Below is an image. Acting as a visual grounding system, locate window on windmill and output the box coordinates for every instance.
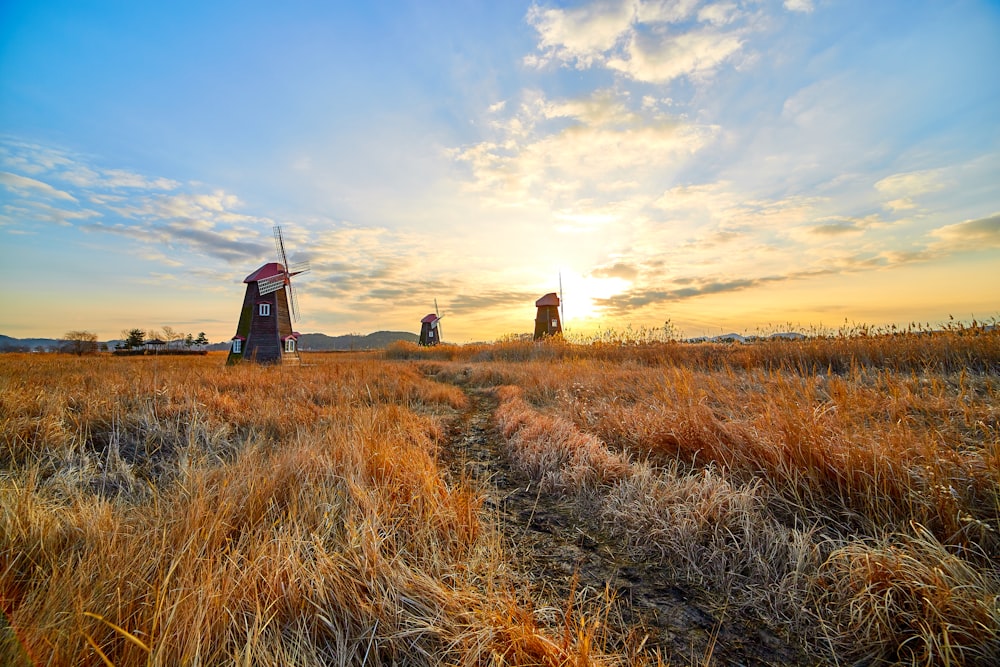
[259,303,271,316]
[284,338,295,353]
[551,319,558,328]
[428,330,434,338]
[232,339,242,354]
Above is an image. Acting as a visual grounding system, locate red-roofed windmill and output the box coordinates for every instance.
[227,226,310,365]
[419,299,444,346]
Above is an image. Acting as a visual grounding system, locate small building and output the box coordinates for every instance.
[533,292,562,340]
[418,313,442,346]
[227,226,309,366]
[227,262,301,365]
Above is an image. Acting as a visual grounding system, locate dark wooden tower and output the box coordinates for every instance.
[419,314,441,345]
[418,300,444,346]
[227,226,310,365]
[533,292,562,339]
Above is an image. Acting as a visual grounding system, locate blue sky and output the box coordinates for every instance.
[1,0,998,342]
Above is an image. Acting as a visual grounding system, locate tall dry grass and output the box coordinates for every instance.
[1,353,609,666]
[411,329,1000,664]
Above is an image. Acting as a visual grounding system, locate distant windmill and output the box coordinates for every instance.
[533,291,562,340]
[227,225,310,365]
[419,299,444,346]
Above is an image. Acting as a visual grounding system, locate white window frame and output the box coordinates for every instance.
[284,338,295,353]
[232,339,242,354]
[259,303,271,316]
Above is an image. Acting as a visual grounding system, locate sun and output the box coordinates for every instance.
[557,271,631,329]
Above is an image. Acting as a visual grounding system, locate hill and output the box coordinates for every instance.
[0,334,62,351]
[297,331,418,351]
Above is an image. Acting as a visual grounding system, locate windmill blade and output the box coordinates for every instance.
[559,272,565,326]
[258,275,286,295]
[289,260,311,276]
[273,225,290,273]
[434,298,439,317]
[287,282,301,321]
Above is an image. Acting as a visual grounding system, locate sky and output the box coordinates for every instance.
[1,0,998,343]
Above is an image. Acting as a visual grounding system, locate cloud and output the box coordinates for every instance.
[447,289,540,315]
[591,261,640,280]
[451,89,718,207]
[874,168,947,211]
[0,172,78,202]
[0,140,179,191]
[783,0,814,13]
[807,220,863,236]
[698,2,739,25]
[525,0,751,83]
[83,220,271,264]
[594,275,784,315]
[607,25,745,83]
[2,200,99,227]
[163,222,271,263]
[636,0,701,24]
[526,0,634,68]
[931,213,1000,251]
[653,181,828,234]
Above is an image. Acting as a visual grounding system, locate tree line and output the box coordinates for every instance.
[116,327,209,351]
[59,327,210,356]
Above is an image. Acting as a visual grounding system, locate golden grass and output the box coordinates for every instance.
[0,353,607,666]
[3,329,999,664]
[412,329,1000,664]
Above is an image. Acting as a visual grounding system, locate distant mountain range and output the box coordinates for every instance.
[0,331,419,352]
[297,331,418,350]
[0,335,63,351]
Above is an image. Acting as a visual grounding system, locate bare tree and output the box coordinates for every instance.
[161,326,178,349]
[62,331,99,356]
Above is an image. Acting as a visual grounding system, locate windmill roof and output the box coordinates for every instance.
[244,262,286,283]
[421,313,439,324]
[535,292,560,307]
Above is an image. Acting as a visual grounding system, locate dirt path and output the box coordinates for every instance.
[438,385,809,666]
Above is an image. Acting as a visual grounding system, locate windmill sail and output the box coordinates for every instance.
[559,272,565,328]
[257,274,286,295]
[288,281,301,321]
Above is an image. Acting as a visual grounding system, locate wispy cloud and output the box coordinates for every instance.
[783,0,814,13]
[594,275,784,315]
[1,138,273,266]
[874,167,947,206]
[451,88,718,208]
[525,0,754,84]
[931,213,1000,252]
[0,172,78,202]
[447,289,541,315]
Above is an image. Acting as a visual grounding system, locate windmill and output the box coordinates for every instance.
[533,291,562,340]
[227,225,310,365]
[418,299,445,346]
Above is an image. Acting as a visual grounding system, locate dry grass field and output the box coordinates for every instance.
[2,329,999,665]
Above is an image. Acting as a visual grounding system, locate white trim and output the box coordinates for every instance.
[232,339,242,354]
[259,303,271,316]
[284,338,295,353]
